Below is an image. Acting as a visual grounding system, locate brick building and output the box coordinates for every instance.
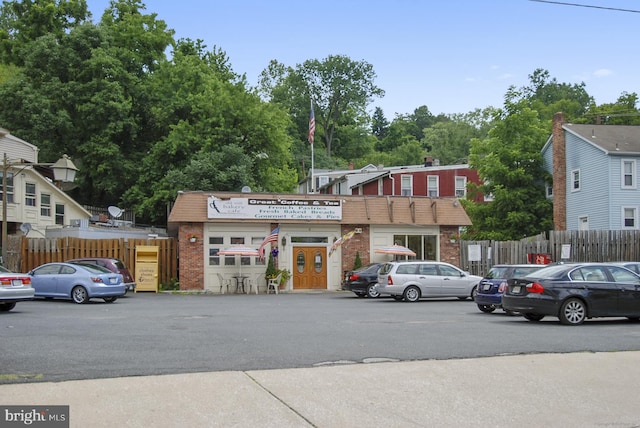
[168,192,471,292]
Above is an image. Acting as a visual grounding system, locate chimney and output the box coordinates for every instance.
[424,156,433,167]
[552,112,566,231]
[348,162,354,170]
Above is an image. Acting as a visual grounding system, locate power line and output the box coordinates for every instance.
[530,0,640,13]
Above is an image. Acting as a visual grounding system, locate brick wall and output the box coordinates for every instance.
[178,223,204,290]
[340,225,370,276]
[552,112,567,230]
[439,225,461,265]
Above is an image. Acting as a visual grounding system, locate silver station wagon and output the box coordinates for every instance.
[377,261,482,302]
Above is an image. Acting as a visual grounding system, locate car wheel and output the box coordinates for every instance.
[103,296,118,303]
[0,302,16,312]
[71,286,89,304]
[524,313,545,322]
[392,296,404,301]
[403,286,420,302]
[559,298,586,325]
[366,283,380,298]
[477,304,495,313]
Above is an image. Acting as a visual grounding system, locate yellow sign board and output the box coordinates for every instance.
[135,245,159,292]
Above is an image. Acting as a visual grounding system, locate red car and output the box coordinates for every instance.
[66,258,136,293]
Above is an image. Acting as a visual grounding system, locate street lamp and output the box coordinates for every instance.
[1,153,79,265]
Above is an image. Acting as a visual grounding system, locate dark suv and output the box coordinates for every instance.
[475,264,546,314]
[66,258,136,293]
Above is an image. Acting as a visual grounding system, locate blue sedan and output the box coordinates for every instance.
[29,262,126,304]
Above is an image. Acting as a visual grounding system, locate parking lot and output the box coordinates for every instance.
[3,291,640,384]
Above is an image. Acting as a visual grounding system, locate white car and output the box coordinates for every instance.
[377,261,481,302]
[0,266,35,312]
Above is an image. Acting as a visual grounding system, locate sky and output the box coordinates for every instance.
[87,0,640,118]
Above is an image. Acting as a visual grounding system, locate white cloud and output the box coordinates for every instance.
[593,68,614,77]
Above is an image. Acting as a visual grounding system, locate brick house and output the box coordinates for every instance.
[168,192,471,292]
[299,158,485,203]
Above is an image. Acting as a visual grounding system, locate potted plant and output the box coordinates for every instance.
[265,252,277,280]
[277,268,291,286]
[188,234,198,243]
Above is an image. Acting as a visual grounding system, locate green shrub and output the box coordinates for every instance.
[353,252,363,270]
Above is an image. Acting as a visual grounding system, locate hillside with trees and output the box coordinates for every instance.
[0,0,638,237]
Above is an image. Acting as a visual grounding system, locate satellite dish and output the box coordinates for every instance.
[241,186,252,193]
[108,206,123,218]
[20,223,32,235]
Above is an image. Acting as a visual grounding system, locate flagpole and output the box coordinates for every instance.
[308,99,316,194]
[311,140,315,193]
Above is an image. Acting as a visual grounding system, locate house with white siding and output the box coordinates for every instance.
[543,113,640,231]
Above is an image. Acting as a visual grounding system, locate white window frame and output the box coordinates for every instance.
[40,193,51,217]
[427,175,439,197]
[571,169,581,192]
[622,206,637,229]
[621,159,636,189]
[25,182,36,207]
[400,175,413,196]
[455,176,467,198]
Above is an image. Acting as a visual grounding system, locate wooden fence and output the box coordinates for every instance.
[460,230,640,277]
[17,237,178,287]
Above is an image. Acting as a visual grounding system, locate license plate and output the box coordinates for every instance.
[110,278,118,284]
[483,284,491,291]
[12,279,22,287]
[512,285,521,294]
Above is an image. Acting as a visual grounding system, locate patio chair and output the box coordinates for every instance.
[216,273,231,294]
[247,273,263,294]
[267,272,282,294]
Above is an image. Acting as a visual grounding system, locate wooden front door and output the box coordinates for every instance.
[292,246,327,289]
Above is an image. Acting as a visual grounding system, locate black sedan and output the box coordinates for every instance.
[341,263,383,298]
[502,263,640,325]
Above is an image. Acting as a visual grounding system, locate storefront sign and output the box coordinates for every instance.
[208,197,342,220]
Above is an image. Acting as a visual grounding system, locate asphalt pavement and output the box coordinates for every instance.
[2,351,639,427]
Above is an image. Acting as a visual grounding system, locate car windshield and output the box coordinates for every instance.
[512,266,545,276]
[112,259,126,269]
[525,264,571,279]
[485,267,508,279]
[360,264,381,273]
[72,263,112,274]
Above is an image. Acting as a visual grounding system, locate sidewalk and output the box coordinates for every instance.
[2,351,640,427]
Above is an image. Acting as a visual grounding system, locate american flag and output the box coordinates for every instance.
[259,226,279,260]
[308,101,315,145]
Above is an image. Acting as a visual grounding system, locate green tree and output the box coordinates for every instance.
[465,102,553,240]
[583,92,640,125]
[514,68,593,122]
[0,1,174,208]
[353,252,362,270]
[259,54,384,158]
[371,106,389,140]
[123,39,297,223]
[423,108,497,165]
[0,0,90,65]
